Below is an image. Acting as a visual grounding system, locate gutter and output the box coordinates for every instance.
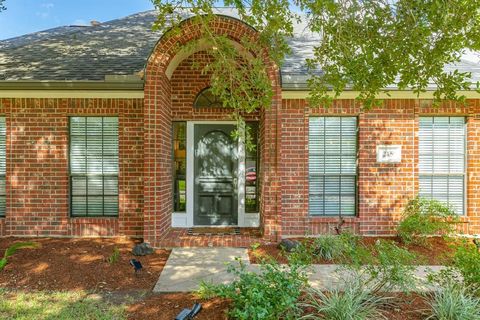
[0,76,145,99]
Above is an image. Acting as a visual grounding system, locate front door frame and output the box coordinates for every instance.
[186,121,246,227]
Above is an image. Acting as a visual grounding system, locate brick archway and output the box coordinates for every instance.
[143,15,282,246]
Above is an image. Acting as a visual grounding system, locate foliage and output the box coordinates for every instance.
[346,239,417,294]
[0,0,5,12]
[298,279,388,320]
[301,0,480,109]
[152,0,297,148]
[398,197,459,245]
[312,232,359,261]
[152,0,480,123]
[0,290,126,320]
[452,240,480,290]
[426,283,480,320]
[197,256,308,320]
[427,266,463,291]
[107,247,120,265]
[0,242,39,271]
[250,242,260,251]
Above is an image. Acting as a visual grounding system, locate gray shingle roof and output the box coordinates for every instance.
[0,8,479,89]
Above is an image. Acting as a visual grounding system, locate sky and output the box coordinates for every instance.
[0,0,155,40]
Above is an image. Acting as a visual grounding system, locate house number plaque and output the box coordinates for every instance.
[376,145,402,163]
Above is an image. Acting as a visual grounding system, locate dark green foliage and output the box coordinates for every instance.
[398,197,459,245]
[346,239,417,294]
[312,232,360,261]
[453,240,480,290]
[0,242,39,271]
[153,0,480,117]
[198,256,308,320]
[300,0,480,109]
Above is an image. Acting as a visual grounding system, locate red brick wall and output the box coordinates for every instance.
[281,98,480,237]
[0,98,144,238]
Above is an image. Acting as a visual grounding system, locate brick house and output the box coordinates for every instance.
[1,9,479,247]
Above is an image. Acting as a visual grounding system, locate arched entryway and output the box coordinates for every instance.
[143,14,282,246]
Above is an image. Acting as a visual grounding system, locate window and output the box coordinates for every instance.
[0,117,5,217]
[70,117,118,217]
[245,122,259,213]
[193,87,223,109]
[309,117,357,216]
[173,122,186,212]
[419,117,466,214]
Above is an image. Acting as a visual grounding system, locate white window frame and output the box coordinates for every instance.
[418,116,466,215]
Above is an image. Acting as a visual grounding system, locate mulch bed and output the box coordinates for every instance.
[249,236,455,265]
[126,292,429,320]
[0,237,170,291]
[381,293,430,320]
[127,293,229,320]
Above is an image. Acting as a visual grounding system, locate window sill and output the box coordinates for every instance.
[308,216,358,223]
[70,216,119,220]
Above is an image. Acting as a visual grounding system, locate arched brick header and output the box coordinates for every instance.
[143,15,282,245]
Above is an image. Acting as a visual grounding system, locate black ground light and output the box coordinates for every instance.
[175,303,202,320]
[129,259,143,273]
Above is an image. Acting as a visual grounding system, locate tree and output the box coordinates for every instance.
[152,0,480,115]
[0,0,5,12]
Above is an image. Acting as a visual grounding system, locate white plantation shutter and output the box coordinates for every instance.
[70,117,118,216]
[309,117,357,215]
[0,117,5,217]
[419,117,465,214]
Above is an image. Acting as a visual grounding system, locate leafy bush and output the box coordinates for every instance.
[426,283,480,320]
[313,232,359,261]
[347,240,417,294]
[453,240,480,290]
[398,196,459,245]
[198,257,308,320]
[0,242,39,271]
[298,280,388,320]
[107,246,120,265]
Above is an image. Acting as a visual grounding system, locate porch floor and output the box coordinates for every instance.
[155,227,265,248]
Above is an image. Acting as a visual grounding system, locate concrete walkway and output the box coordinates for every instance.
[154,248,249,292]
[154,248,445,292]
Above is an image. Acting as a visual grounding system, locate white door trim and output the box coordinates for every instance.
[174,121,246,227]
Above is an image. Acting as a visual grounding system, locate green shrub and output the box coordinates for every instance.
[298,279,388,320]
[312,232,359,261]
[313,235,345,261]
[107,246,120,265]
[398,196,459,245]
[0,242,39,271]
[197,257,308,320]
[453,240,480,290]
[347,240,417,294]
[427,283,480,320]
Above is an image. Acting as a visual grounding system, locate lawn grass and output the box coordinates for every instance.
[0,289,126,320]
